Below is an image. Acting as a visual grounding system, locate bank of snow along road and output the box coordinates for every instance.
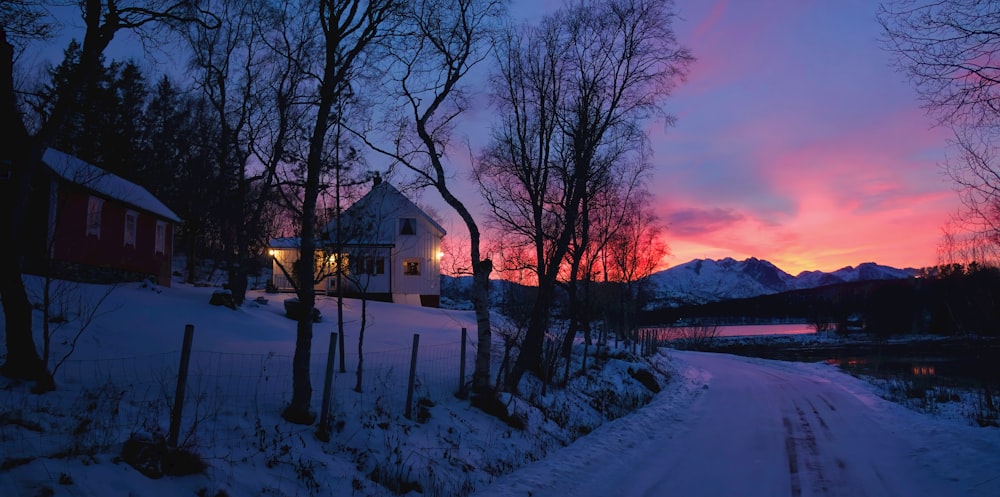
[475,350,1000,497]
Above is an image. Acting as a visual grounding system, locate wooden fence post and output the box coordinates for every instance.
[168,324,194,448]
[456,328,468,399]
[404,333,420,419]
[317,332,338,442]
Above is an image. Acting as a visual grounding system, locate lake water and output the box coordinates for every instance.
[714,323,816,337]
[643,323,817,342]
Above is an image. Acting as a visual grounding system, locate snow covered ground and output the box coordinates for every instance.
[2,277,998,496]
[476,351,1000,497]
[0,277,668,496]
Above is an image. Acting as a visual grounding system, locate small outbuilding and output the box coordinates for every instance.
[24,148,180,286]
[269,178,446,307]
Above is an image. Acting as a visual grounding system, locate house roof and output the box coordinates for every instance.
[269,181,446,248]
[43,148,182,223]
[328,181,447,244]
[269,237,301,249]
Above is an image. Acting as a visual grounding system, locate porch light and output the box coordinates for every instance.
[436,250,444,260]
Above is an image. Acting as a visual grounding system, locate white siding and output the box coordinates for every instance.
[270,248,299,291]
[390,213,441,298]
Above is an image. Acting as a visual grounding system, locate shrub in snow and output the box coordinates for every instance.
[282,298,321,322]
[208,290,235,309]
[628,367,660,393]
[121,433,205,479]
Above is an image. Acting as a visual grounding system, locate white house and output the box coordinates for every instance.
[269,178,446,307]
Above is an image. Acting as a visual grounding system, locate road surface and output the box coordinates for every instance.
[475,351,989,497]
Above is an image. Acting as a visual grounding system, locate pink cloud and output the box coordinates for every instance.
[665,207,746,236]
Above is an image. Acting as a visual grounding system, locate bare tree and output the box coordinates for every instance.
[0,1,213,387]
[879,1,1000,128]
[606,194,668,341]
[275,0,399,425]
[479,0,691,392]
[366,0,505,398]
[181,0,295,305]
[40,281,119,380]
[1,2,53,45]
[879,1,1000,262]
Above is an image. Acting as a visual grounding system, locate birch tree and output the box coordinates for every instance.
[369,0,506,397]
[278,0,399,425]
[479,0,691,391]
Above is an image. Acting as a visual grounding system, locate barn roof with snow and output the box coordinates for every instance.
[43,148,181,223]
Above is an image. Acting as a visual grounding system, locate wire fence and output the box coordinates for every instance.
[0,327,474,468]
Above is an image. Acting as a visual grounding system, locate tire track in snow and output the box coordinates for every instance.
[783,415,803,497]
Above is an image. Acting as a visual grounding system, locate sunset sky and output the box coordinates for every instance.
[27,0,960,275]
[641,0,957,274]
[493,0,960,275]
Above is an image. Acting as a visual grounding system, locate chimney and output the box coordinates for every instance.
[372,171,382,188]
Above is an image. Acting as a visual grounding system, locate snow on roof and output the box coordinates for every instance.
[330,181,447,244]
[268,182,447,248]
[43,148,181,223]
[269,237,301,248]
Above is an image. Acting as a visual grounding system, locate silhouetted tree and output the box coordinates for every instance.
[479,0,691,392]
[880,0,1000,264]
[275,0,399,425]
[368,0,506,397]
[141,77,221,282]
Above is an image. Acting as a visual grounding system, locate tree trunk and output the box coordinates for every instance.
[354,294,367,392]
[0,34,49,386]
[471,258,492,393]
[228,262,248,306]
[283,103,324,424]
[505,275,558,391]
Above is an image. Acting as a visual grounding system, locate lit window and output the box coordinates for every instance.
[86,196,103,237]
[400,218,416,235]
[355,256,386,275]
[124,211,137,247]
[324,253,349,274]
[403,258,420,276]
[155,221,166,254]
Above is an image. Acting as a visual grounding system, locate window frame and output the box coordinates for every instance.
[403,258,421,276]
[154,221,167,254]
[400,217,416,236]
[124,210,138,247]
[86,196,103,238]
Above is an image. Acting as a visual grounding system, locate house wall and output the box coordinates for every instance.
[391,215,441,301]
[343,246,392,295]
[270,248,299,291]
[271,245,397,299]
[50,187,174,286]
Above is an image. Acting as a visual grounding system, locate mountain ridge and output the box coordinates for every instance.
[649,257,918,306]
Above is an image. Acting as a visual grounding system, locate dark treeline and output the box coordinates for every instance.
[33,42,253,284]
[641,263,1000,337]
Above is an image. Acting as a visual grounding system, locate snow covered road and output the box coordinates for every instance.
[475,351,1000,497]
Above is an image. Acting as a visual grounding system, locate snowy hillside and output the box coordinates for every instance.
[649,257,917,306]
[0,276,671,496]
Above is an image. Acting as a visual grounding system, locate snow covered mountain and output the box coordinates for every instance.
[648,257,917,306]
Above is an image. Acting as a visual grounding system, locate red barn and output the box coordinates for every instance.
[24,149,181,287]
